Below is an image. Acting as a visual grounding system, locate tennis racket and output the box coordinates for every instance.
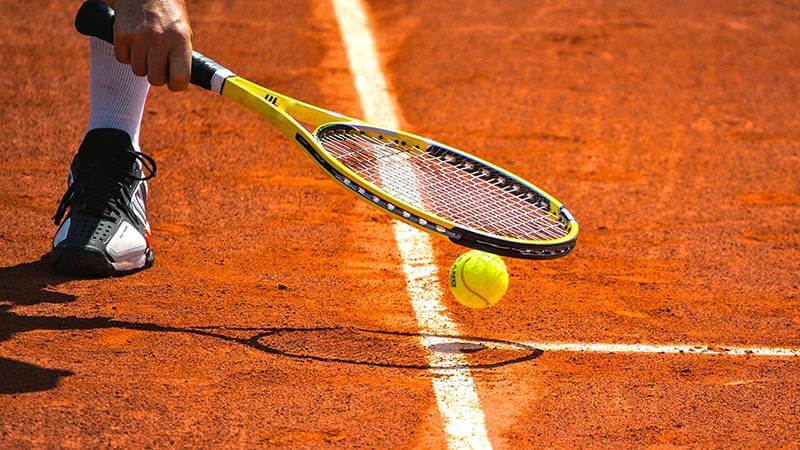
[75,0,578,259]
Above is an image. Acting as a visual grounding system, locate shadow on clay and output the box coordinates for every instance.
[0,257,543,394]
[0,255,80,395]
[0,358,74,394]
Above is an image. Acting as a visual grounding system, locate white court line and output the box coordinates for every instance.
[330,1,493,449]
[523,341,800,357]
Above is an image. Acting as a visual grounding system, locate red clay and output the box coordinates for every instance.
[1,0,799,447]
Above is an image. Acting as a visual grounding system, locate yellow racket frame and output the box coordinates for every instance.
[221,76,579,251]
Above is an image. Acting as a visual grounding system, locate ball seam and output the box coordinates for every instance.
[458,254,491,308]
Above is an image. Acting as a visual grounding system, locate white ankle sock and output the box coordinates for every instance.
[86,38,150,150]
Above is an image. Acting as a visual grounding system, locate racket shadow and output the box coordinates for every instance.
[0,256,542,392]
[207,326,545,370]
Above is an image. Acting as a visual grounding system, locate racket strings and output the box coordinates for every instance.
[318,128,569,241]
[321,132,566,241]
[330,134,565,241]
[360,139,567,239]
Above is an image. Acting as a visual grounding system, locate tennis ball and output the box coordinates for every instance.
[449,250,509,309]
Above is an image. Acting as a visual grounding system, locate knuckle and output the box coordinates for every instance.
[180,24,194,39]
[168,22,193,41]
[147,28,165,42]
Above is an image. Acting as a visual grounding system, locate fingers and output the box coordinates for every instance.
[113,19,132,64]
[130,37,148,77]
[114,28,191,90]
[113,37,131,65]
[167,42,192,92]
[147,35,168,86]
[110,0,193,91]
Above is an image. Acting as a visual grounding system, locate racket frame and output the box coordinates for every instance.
[221,77,579,259]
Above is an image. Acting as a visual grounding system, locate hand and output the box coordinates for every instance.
[111,0,193,91]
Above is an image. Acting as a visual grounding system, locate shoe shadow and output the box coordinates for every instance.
[0,254,80,394]
[0,254,77,308]
[0,357,73,394]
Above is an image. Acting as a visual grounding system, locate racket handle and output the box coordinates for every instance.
[74,0,230,92]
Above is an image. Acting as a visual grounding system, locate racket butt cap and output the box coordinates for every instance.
[75,0,115,44]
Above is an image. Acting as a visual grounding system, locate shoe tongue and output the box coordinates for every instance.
[78,129,137,171]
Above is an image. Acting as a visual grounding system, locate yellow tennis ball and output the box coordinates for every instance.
[449,250,509,309]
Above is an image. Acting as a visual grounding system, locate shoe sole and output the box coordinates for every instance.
[51,248,154,278]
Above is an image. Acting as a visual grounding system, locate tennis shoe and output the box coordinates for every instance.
[51,128,156,276]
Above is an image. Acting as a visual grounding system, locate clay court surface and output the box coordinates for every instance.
[2,0,800,447]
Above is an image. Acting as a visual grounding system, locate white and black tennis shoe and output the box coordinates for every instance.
[52,128,156,276]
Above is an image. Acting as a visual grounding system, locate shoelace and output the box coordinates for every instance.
[53,150,157,226]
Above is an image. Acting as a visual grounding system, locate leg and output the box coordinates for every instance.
[87,37,150,150]
[50,38,157,277]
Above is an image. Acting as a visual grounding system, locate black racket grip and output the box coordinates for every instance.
[75,0,224,91]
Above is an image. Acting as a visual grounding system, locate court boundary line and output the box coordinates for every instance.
[330,0,493,449]
[522,341,800,357]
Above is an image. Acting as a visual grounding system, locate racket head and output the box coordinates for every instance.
[304,122,578,259]
[220,78,577,259]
